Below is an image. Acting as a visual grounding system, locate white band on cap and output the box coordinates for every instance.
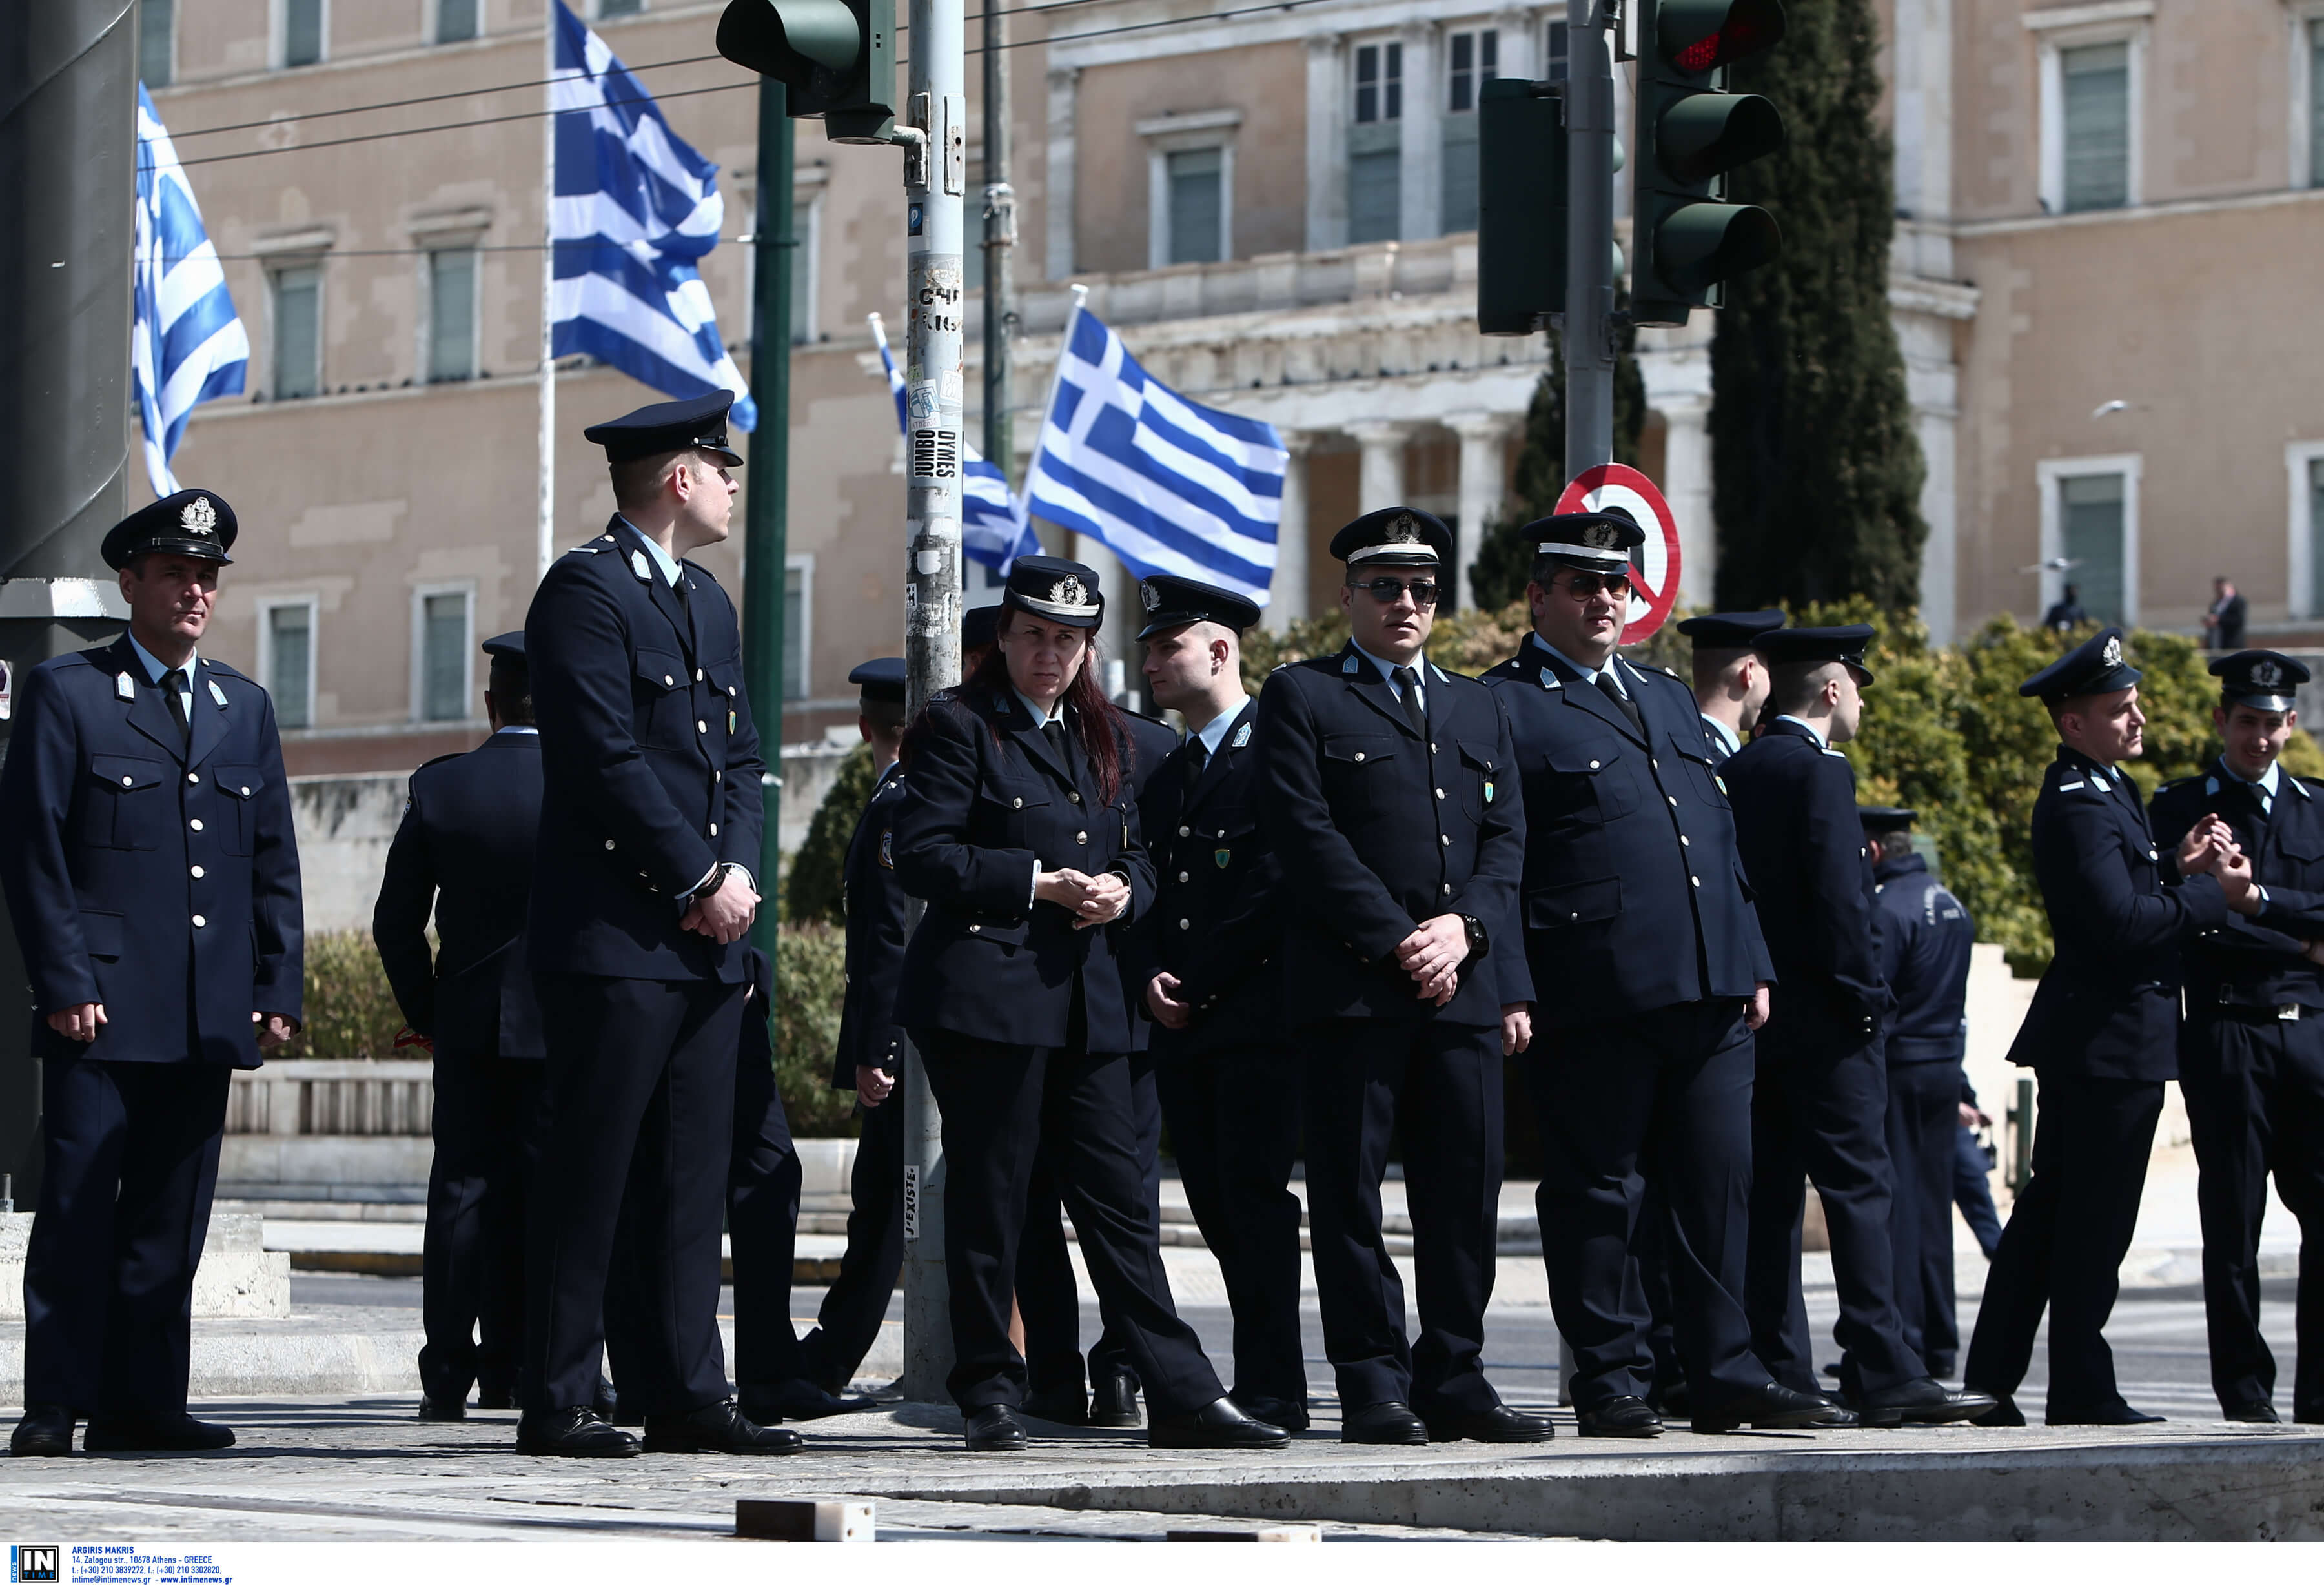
[1011,591,1102,620]
[1345,543,1439,565]
[1536,542,1632,562]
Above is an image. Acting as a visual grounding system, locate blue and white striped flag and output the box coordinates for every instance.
[869,315,1041,573]
[550,2,753,429]
[1020,304,1286,605]
[133,84,250,498]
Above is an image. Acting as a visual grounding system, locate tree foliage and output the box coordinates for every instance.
[1710,0,1927,612]
[784,741,875,926]
[771,921,859,1136]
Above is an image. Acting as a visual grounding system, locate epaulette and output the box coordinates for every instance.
[2154,775,2199,795]
[203,658,250,681]
[410,750,464,782]
[1123,706,1171,728]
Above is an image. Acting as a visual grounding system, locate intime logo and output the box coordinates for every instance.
[10,1545,59,1584]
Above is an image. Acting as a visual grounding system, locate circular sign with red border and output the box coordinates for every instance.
[1554,463,1682,645]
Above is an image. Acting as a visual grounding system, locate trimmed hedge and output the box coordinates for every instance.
[785,740,875,927]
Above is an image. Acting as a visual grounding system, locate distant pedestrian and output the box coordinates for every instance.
[2203,578,2247,651]
[2042,584,2088,633]
[1955,1090,2003,1261]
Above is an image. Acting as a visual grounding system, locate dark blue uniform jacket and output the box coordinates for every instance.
[524,516,767,984]
[892,687,1157,1052]
[831,762,911,1088]
[0,635,302,1066]
[1480,635,1771,1023]
[372,730,546,1061]
[1117,709,1185,1055]
[2009,746,2228,1081]
[2150,758,2324,1013]
[1872,851,1973,1064]
[1255,646,1528,1028]
[1130,697,1285,1048]
[1725,717,1890,1055]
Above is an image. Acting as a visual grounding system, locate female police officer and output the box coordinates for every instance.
[890,555,1286,1454]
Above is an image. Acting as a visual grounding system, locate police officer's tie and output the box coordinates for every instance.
[1391,666,1429,741]
[1182,735,1209,800]
[1042,717,1070,767]
[163,668,192,746]
[1595,669,1645,737]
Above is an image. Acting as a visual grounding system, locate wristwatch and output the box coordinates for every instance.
[1460,913,1489,957]
[683,862,734,911]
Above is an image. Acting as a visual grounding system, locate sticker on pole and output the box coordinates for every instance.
[1555,463,1682,644]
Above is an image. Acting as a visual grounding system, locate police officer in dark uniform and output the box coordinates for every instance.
[374,631,549,1420]
[2150,650,2324,1424]
[1482,511,1842,1438]
[794,659,913,1394]
[890,555,1284,1454]
[1964,628,2256,1425]
[2,491,303,1457]
[1726,627,1988,1425]
[1129,573,1306,1430]
[1862,805,1977,1379]
[1676,611,1784,766]
[1257,507,1547,1446]
[518,391,795,1458]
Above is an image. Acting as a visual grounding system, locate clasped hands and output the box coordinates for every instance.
[2176,817,2261,915]
[1035,866,1128,929]
[680,868,760,944]
[46,1004,296,1050]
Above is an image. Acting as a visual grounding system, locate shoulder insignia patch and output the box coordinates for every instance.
[631,550,653,582]
[1341,654,1360,675]
[2205,776,2221,796]
[1231,721,1252,749]
[1431,662,1450,684]
[208,678,229,707]
[1538,667,1562,691]
[2057,780,2086,791]
[878,829,894,868]
[116,671,135,701]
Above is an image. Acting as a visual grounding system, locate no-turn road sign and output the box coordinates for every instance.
[1555,463,1682,645]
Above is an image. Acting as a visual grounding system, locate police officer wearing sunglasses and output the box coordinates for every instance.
[1482,511,1849,1438]
[1254,507,1547,1445]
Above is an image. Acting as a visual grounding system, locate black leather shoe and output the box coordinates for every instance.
[1850,1376,1996,1427]
[1089,1370,1142,1427]
[1691,1382,1854,1434]
[738,1378,874,1423]
[1425,1403,1555,1443]
[83,1414,235,1452]
[417,1394,466,1422]
[1020,1385,1090,1425]
[642,1398,805,1454]
[10,1405,75,1458]
[2046,1401,2165,1426]
[2223,1401,2281,1424]
[1966,1389,2024,1427]
[1232,1396,1311,1432]
[516,1406,641,1457]
[1341,1400,1430,1445]
[1149,1397,1289,1450]
[964,1404,1028,1451]
[1578,1396,1664,1438]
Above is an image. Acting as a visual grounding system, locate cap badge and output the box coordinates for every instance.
[1052,575,1086,609]
[2252,659,2283,688]
[1139,580,1161,613]
[2101,635,2123,667]
[179,495,218,538]
[1580,520,1619,551]
[1389,512,1419,542]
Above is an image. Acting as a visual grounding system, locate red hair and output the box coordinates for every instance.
[966,610,1127,805]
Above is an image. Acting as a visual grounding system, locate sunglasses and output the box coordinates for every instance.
[1558,571,1634,599]
[1352,577,1440,607]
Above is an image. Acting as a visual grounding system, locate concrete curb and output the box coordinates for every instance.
[866,1432,2324,1541]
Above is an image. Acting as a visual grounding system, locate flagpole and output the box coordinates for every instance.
[535,4,559,584]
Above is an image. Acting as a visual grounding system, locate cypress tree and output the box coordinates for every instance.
[1709,0,1927,611]
[1467,323,1647,610]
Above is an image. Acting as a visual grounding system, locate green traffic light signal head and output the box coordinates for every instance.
[1655,92,1784,183]
[1656,0,1787,75]
[1653,201,1780,295]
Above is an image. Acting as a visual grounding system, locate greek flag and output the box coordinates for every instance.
[133,85,250,498]
[551,2,753,429]
[869,315,1040,572]
[1020,303,1286,604]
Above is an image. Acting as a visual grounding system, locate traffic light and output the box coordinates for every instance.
[1631,0,1786,327]
[1476,79,1567,336]
[715,0,895,144]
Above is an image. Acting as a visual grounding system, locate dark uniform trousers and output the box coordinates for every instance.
[420,1053,549,1403]
[25,1059,230,1415]
[798,1091,907,1391]
[1886,1060,1967,1376]
[2181,1012,2324,1419]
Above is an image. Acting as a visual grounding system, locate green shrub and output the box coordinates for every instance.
[285,929,407,1058]
[785,741,875,927]
[773,920,859,1137]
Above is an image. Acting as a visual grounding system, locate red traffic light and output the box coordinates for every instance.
[1659,0,1787,75]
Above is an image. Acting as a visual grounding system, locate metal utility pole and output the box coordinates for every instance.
[1563,0,1618,476]
[980,1,1014,478]
[0,0,138,1210]
[744,81,794,962]
[897,0,969,1402]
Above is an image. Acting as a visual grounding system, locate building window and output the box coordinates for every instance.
[596,0,643,17]
[2310,19,2324,188]
[416,588,474,722]
[427,250,478,382]
[1442,28,1498,234]
[283,0,326,69]
[2289,442,2324,619]
[1544,20,1569,83]
[140,0,175,88]
[1447,28,1496,113]
[2039,456,2141,629]
[1165,148,1225,265]
[1350,43,1403,245]
[784,559,810,700]
[259,599,316,731]
[2060,43,2130,212]
[270,265,321,399]
[436,0,479,45]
